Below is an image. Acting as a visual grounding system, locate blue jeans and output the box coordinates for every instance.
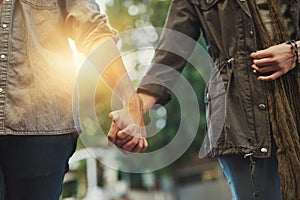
[218,141,281,200]
[0,133,78,200]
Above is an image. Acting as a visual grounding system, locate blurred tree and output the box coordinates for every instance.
[106,0,172,32]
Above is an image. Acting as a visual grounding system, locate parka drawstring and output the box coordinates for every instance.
[244,153,259,198]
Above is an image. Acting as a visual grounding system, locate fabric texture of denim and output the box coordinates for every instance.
[0,0,117,135]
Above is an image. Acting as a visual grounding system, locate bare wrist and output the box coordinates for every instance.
[138,93,158,113]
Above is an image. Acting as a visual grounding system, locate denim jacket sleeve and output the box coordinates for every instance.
[0,0,118,135]
[63,0,118,55]
[138,0,201,105]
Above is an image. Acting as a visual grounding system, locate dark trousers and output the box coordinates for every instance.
[218,139,281,200]
[0,133,78,200]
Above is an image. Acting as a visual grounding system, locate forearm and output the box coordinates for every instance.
[92,36,135,105]
[64,0,131,102]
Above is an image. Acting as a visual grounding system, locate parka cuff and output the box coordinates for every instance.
[137,83,171,106]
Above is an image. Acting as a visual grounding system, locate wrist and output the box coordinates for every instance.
[286,40,300,72]
[296,41,300,65]
[138,93,158,113]
[126,93,146,112]
[113,79,135,106]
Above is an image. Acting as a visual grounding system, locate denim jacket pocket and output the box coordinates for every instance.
[190,0,220,10]
[21,0,57,10]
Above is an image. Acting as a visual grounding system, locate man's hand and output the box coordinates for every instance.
[107,93,148,154]
[250,42,298,81]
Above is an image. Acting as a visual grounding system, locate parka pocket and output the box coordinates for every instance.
[190,0,220,10]
[21,0,57,10]
[204,79,226,153]
[204,81,226,104]
[204,59,233,141]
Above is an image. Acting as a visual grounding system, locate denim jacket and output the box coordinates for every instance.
[138,0,300,158]
[0,0,116,135]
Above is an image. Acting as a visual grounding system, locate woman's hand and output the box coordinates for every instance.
[250,42,297,81]
[107,93,148,154]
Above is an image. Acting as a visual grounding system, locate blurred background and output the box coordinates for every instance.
[63,0,232,199]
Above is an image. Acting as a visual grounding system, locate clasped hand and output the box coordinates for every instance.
[251,42,297,81]
[107,93,148,154]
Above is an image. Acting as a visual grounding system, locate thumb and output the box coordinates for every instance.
[109,111,120,122]
[107,122,120,146]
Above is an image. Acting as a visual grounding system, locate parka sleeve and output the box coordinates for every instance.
[63,0,118,55]
[137,0,201,105]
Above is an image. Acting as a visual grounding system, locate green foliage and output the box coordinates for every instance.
[106,0,172,31]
